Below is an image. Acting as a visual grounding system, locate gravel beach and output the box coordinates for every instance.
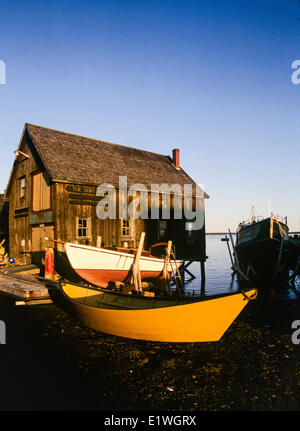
[0,293,299,412]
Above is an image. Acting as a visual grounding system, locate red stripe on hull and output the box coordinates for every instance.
[76,269,164,288]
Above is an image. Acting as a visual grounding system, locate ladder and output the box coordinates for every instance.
[169,246,185,295]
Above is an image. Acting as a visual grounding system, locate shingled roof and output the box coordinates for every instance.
[12,123,209,197]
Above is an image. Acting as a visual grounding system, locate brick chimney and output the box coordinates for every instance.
[172,148,180,169]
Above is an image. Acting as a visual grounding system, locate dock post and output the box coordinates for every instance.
[200,260,205,294]
[225,236,234,268]
[45,247,54,280]
[228,229,250,282]
[228,229,239,267]
[182,260,185,285]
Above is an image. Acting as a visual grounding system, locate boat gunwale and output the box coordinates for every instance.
[65,243,180,264]
[59,280,255,305]
[237,216,288,234]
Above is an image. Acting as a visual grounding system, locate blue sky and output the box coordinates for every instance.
[0,0,299,231]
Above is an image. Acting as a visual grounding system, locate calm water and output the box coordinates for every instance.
[182,234,299,300]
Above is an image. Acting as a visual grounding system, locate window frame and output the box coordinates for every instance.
[76,217,91,240]
[19,176,26,199]
[121,219,130,237]
[158,220,168,239]
[120,218,134,240]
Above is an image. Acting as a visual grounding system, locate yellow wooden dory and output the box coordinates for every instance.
[58,281,257,342]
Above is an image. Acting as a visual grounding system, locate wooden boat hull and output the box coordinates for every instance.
[57,281,257,342]
[235,216,290,280]
[65,243,181,288]
[236,238,283,272]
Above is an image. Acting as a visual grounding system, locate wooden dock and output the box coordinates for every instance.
[0,268,58,305]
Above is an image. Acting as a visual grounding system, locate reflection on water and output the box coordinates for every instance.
[182,234,299,300]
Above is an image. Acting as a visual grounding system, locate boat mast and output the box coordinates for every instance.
[251,203,256,222]
[268,198,271,217]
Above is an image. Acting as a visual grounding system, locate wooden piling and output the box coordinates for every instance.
[228,229,250,282]
[225,235,234,267]
[228,229,239,267]
[200,261,205,294]
[45,247,54,280]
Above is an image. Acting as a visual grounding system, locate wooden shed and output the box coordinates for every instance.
[5,124,209,278]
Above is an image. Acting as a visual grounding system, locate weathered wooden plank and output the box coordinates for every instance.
[3,264,40,275]
[15,299,53,306]
[0,273,56,300]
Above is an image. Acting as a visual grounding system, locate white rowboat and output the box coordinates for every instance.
[64,242,182,288]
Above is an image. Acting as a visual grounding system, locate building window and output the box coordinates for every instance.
[185,221,195,244]
[32,172,51,211]
[158,220,168,239]
[77,218,89,238]
[20,177,26,198]
[185,221,193,236]
[121,219,130,236]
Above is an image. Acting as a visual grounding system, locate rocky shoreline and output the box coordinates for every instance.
[0,294,299,411]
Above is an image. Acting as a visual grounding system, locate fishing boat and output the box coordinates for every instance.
[63,241,182,288]
[235,212,290,281]
[56,280,257,342]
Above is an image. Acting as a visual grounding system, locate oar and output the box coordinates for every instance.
[162,240,172,295]
[44,237,67,245]
[132,232,145,293]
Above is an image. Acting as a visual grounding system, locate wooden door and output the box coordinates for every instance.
[31,225,54,266]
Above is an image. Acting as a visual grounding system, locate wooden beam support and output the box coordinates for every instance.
[132,232,145,293]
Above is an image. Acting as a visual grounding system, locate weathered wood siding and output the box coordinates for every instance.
[0,196,8,242]
[53,182,148,250]
[52,183,205,260]
[8,136,41,264]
